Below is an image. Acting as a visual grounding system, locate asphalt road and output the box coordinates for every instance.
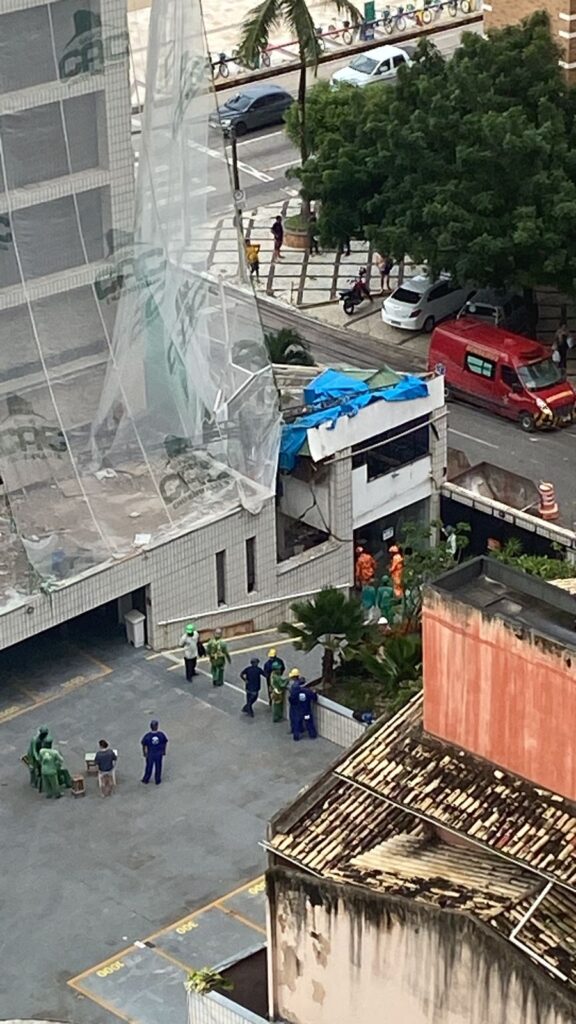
[280,303,576,531]
[132,21,483,221]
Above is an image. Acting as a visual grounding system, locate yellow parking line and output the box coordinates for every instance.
[68,977,135,1023]
[152,946,197,974]
[68,875,265,990]
[221,905,267,936]
[68,944,137,984]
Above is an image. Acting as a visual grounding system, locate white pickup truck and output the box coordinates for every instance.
[330,44,413,88]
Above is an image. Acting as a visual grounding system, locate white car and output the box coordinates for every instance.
[381,276,475,332]
[330,45,412,88]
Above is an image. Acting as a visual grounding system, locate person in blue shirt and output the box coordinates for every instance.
[240,657,266,717]
[141,720,168,785]
[288,672,318,741]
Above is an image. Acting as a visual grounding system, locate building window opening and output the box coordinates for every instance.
[245,537,256,593]
[216,550,226,605]
[352,416,429,482]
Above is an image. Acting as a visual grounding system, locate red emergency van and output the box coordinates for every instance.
[428,319,576,431]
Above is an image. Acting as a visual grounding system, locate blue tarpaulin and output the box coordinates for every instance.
[280,371,429,471]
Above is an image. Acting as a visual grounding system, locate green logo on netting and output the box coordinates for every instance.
[59,10,128,80]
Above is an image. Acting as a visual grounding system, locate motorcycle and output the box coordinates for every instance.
[339,269,373,315]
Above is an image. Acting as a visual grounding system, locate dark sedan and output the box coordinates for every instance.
[209,83,294,136]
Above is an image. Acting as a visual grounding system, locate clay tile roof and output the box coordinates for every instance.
[334,695,576,889]
[490,885,576,986]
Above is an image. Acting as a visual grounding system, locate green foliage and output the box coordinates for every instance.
[237,0,361,171]
[293,13,576,290]
[490,538,576,580]
[279,586,373,684]
[186,968,233,995]
[264,328,315,365]
[399,520,470,626]
[359,632,422,695]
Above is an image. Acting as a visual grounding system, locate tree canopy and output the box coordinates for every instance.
[289,13,576,291]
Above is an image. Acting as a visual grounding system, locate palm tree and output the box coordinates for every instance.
[265,328,315,365]
[279,586,369,686]
[237,0,361,177]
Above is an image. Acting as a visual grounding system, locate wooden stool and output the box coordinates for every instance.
[71,775,86,797]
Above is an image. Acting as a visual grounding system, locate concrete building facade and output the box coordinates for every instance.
[263,559,576,1023]
[484,0,576,78]
[0,366,446,651]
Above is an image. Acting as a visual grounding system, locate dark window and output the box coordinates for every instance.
[501,365,520,388]
[392,54,406,68]
[215,550,226,606]
[245,537,256,593]
[465,352,496,380]
[428,281,450,301]
[352,416,429,480]
[251,95,269,109]
[376,59,391,74]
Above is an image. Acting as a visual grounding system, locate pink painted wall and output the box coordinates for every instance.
[423,591,576,800]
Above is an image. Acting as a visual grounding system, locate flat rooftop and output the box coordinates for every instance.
[428,556,576,651]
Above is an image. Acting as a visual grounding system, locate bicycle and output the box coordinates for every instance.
[211,51,229,79]
[335,20,354,45]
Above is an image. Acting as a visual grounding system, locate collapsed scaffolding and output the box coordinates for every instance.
[0,0,280,611]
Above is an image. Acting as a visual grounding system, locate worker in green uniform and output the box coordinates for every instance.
[25,725,52,789]
[205,628,231,686]
[376,575,395,623]
[38,742,65,799]
[360,580,378,623]
[269,660,289,722]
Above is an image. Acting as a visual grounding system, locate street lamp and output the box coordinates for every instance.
[227,125,247,284]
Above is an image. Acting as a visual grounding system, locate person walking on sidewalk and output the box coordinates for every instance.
[206,628,231,686]
[95,739,117,797]
[245,238,260,281]
[179,622,199,681]
[308,211,320,255]
[271,215,284,261]
[141,720,168,785]
[240,657,266,717]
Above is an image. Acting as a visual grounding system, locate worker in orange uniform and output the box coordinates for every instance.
[388,545,404,598]
[355,545,376,589]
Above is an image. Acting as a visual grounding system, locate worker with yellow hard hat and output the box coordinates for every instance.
[288,670,318,741]
[263,646,285,705]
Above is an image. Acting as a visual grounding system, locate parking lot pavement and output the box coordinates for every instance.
[0,629,334,1024]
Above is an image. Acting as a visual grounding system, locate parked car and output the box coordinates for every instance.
[457,288,533,335]
[428,319,576,431]
[381,276,475,332]
[209,83,293,136]
[330,44,412,88]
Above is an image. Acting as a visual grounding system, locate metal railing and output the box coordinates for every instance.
[208,0,480,81]
[129,0,481,121]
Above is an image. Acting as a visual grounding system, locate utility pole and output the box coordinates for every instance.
[228,126,247,284]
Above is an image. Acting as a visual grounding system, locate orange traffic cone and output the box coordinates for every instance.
[538,482,559,521]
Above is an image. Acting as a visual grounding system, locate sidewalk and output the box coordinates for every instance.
[211,197,432,368]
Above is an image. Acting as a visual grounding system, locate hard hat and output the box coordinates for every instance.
[268,648,276,657]
[289,668,300,678]
[389,545,399,554]
[355,545,364,554]
[186,623,196,634]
